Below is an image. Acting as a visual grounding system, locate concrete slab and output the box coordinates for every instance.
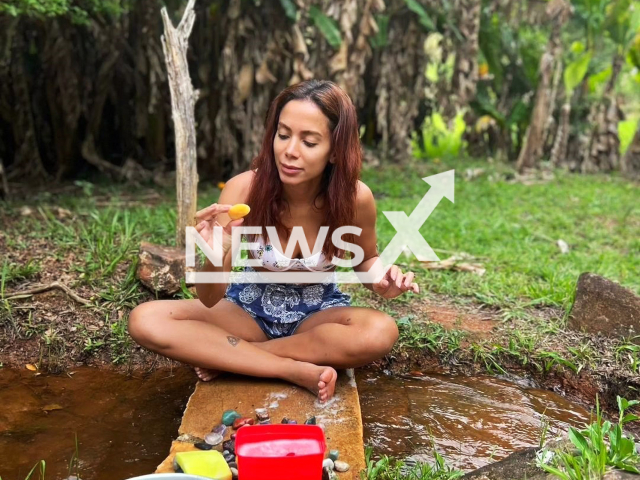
[156,369,364,479]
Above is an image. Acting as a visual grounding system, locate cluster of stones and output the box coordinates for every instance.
[322,449,350,479]
[173,408,349,478]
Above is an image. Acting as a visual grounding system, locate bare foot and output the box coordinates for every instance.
[193,366,220,382]
[289,363,338,403]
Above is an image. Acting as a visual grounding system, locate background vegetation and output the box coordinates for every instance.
[1,0,639,195]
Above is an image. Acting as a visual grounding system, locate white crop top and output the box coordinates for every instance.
[249,235,335,272]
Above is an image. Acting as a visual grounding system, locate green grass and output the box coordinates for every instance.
[537,396,640,479]
[1,158,638,366]
[363,159,639,314]
[361,447,464,480]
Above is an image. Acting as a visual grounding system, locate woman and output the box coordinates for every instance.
[128,80,419,402]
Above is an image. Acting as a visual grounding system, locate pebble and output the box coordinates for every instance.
[304,416,317,425]
[204,432,223,446]
[322,458,334,470]
[230,467,239,479]
[329,449,339,462]
[222,450,229,456]
[223,453,235,463]
[233,416,255,429]
[175,465,184,474]
[231,433,237,440]
[228,461,238,469]
[322,466,337,480]
[255,408,270,422]
[334,460,350,472]
[222,410,242,426]
[212,423,228,436]
[223,439,235,454]
[194,442,213,450]
[173,458,179,471]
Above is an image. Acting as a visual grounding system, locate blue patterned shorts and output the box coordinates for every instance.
[223,266,352,339]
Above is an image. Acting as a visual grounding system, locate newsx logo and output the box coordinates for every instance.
[185,170,455,284]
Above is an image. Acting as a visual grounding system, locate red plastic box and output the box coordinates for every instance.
[235,424,326,480]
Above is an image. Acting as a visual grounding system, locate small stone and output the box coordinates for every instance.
[334,460,350,472]
[175,465,184,474]
[172,457,179,471]
[223,439,235,454]
[223,453,235,463]
[230,467,239,479]
[255,408,270,422]
[304,416,316,425]
[281,417,291,424]
[259,419,272,424]
[322,466,337,480]
[322,458,334,470]
[222,450,229,456]
[222,410,242,426]
[231,433,237,440]
[228,461,238,469]
[233,416,255,429]
[195,442,213,450]
[204,432,223,446]
[329,449,339,462]
[212,423,228,436]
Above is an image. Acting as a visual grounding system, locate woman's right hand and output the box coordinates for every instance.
[194,203,245,256]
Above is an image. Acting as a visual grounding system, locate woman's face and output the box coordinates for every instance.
[273,99,333,186]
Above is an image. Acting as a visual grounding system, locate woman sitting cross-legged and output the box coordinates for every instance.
[128,80,419,403]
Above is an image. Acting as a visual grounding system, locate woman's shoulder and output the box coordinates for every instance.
[355,180,374,205]
[354,180,376,225]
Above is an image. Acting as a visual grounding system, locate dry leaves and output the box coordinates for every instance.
[421,255,486,276]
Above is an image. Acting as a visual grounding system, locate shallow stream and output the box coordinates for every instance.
[0,367,591,479]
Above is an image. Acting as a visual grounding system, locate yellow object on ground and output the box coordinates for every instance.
[175,451,231,480]
[228,204,250,220]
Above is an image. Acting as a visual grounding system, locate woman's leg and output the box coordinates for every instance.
[253,306,399,369]
[128,299,338,401]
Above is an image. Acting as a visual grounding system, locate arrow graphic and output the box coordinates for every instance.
[364,170,455,283]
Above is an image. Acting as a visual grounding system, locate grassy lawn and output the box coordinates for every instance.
[1,158,638,370]
[364,159,639,314]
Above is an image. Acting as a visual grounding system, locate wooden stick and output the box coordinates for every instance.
[161,0,199,249]
[5,281,92,306]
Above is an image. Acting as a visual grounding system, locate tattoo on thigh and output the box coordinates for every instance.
[227,335,240,347]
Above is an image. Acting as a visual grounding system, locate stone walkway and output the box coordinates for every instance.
[156,369,364,479]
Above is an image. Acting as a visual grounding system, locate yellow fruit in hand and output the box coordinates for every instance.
[228,204,250,220]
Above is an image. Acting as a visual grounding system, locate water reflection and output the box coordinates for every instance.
[357,370,591,471]
[0,366,193,480]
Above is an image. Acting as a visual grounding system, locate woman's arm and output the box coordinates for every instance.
[196,171,253,307]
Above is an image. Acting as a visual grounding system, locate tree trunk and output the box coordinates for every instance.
[451,0,481,110]
[0,156,9,199]
[374,4,429,162]
[621,124,640,178]
[581,54,623,173]
[161,0,199,249]
[551,101,571,166]
[515,0,571,173]
[7,23,48,181]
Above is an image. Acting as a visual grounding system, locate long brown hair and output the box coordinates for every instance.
[244,80,362,260]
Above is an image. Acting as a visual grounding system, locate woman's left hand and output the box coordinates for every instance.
[372,265,419,299]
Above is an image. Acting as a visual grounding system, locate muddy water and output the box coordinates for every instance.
[357,370,591,471]
[0,367,591,479]
[0,366,194,480]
